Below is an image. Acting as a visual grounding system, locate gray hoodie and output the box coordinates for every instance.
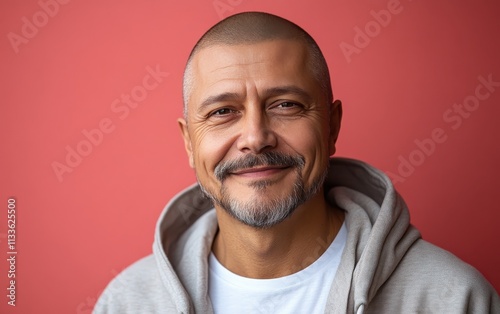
[94,158,499,313]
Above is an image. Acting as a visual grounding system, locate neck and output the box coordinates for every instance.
[211,192,344,279]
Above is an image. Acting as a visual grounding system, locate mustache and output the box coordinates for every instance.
[214,151,305,181]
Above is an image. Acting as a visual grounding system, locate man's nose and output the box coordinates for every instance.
[236,109,277,154]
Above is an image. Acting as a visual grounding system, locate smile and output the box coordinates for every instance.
[230,166,291,178]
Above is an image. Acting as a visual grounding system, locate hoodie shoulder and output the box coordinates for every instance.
[93,255,179,314]
[368,239,500,313]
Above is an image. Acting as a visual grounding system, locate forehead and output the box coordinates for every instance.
[193,39,309,71]
[187,39,319,108]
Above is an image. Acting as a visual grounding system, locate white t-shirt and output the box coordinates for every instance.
[208,223,347,314]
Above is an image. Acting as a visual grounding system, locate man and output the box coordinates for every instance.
[94,12,499,313]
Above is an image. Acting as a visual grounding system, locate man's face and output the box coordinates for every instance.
[179,39,341,228]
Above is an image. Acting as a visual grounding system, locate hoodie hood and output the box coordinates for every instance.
[152,157,421,313]
[323,158,420,313]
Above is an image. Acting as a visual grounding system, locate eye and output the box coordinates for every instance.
[270,101,304,115]
[277,101,299,108]
[210,108,235,116]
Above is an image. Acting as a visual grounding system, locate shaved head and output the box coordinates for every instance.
[182,12,333,116]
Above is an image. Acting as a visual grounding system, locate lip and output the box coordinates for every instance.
[230,166,290,178]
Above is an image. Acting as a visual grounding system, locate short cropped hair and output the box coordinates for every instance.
[182,12,333,117]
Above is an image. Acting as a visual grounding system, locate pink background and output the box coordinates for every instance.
[1,0,499,312]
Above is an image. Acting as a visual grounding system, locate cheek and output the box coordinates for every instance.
[278,118,329,156]
[277,119,330,179]
[191,126,236,176]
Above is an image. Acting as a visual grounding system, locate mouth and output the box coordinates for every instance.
[230,165,291,178]
[214,152,305,182]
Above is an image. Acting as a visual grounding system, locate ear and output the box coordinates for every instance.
[328,100,343,156]
[178,118,195,168]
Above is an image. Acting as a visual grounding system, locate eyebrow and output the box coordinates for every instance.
[198,92,241,111]
[197,85,313,111]
[263,86,313,103]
